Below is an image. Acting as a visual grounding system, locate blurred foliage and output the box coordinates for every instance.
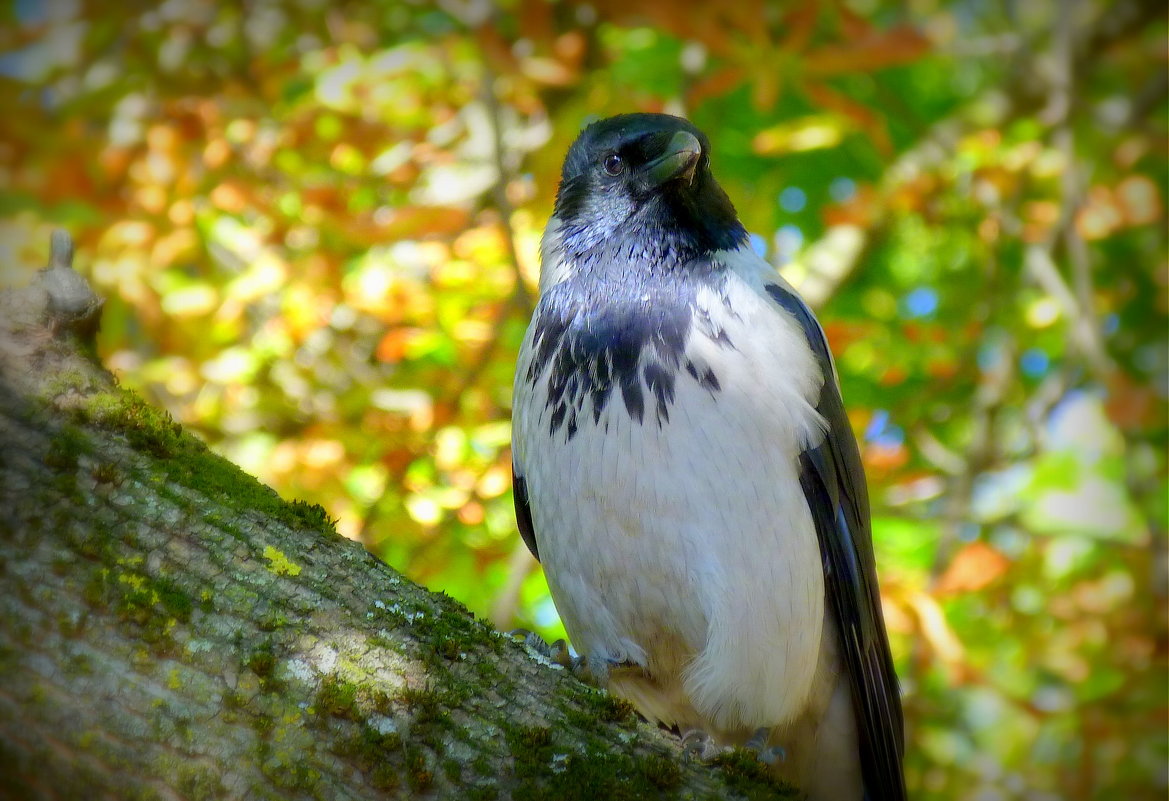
[1,0,1166,798]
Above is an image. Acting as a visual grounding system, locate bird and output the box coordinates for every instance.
[511,113,906,801]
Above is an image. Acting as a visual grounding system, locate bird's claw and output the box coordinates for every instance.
[743,727,786,765]
[507,628,597,681]
[681,729,727,762]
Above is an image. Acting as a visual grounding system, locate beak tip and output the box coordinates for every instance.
[647,129,702,187]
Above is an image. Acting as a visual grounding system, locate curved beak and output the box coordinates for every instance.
[644,130,702,187]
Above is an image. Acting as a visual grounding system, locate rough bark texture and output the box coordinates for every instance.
[0,232,792,801]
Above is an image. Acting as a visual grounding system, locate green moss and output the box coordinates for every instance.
[593,693,636,725]
[316,675,359,719]
[366,688,393,716]
[508,748,652,801]
[56,609,86,637]
[174,763,225,801]
[472,656,503,683]
[43,368,103,400]
[130,647,154,672]
[288,498,334,529]
[70,385,338,537]
[89,460,120,484]
[369,763,401,792]
[43,423,91,471]
[154,575,193,623]
[366,633,396,653]
[561,687,637,737]
[246,642,278,681]
[403,599,505,671]
[404,745,434,794]
[250,711,276,737]
[506,725,555,780]
[334,723,403,790]
[711,749,799,800]
[400,685,451,728]
[472,754,493,777]
[107,569,191,655]
[257,613,290,632]
[81,570,108,607]
[499,716,789,801]
[125,785,165,801]
[70,521,117,563]
[464,786,500,801]
[260,751,321,795]
[640,754,683,791]
[64,652,93,676]
[435,634,461,661]
[441,757,462,781]
[222,690,246,711]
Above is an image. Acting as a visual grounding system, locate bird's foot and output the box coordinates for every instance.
[680,728,729,762]
[743,727,786,765]
[508,629,599,684]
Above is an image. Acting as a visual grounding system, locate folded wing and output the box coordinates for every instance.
[764,282,907,801]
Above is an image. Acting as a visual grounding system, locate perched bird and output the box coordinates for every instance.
[511,113,906,800]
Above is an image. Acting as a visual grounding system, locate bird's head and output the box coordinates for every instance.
[545,113,746,278]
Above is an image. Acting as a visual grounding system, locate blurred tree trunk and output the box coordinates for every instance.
[0,234,787,801]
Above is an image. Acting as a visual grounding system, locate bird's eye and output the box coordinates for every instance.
[602,153,624,176]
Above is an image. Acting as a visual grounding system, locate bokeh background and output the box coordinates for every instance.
[1,1,1166,798]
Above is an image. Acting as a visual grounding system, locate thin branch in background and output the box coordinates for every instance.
[357,52,538,545]
[1046,0,1114,381]
[480,62,535,316]
[911,427,967,476]
[434,66,539,419]
[490,540,539,627]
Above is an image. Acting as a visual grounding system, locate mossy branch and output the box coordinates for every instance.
[0,231,793,800]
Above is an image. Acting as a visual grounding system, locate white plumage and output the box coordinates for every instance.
[514,246,848,755]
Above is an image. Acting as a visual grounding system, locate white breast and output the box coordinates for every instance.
[513,247,828,733]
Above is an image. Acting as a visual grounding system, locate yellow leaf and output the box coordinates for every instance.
[752,114,845,155]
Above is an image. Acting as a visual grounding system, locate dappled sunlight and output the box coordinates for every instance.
[1,1,1165,798]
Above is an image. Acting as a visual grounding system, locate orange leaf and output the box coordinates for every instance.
[1105,372,1161,430]
[377,206,472,241]
[686,65,747,107]
[904,589,971,681]
[376,328,415,363]
[863,441,908,472]
[1115,175,1162,227]
[835,1,875,40]
[803,25,930,76]
[821,320,870,353]
[935,542,1010,595]
[777,4,818,54]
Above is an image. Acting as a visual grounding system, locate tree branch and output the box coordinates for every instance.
[0,232,790,801]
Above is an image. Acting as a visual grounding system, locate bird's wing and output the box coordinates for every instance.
[512,327,542,563]
[512,468,539,561]
[764,281,907,801]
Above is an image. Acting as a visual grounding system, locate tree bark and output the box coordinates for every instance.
[0,232,791,800]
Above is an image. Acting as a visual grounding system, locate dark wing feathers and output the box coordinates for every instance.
[513,468,540,562]
[766,283,907,801]
[514,278,905,798]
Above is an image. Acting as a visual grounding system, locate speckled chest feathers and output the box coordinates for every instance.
[525,259,738,440]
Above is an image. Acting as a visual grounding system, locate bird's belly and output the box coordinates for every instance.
[520,357,826,732]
